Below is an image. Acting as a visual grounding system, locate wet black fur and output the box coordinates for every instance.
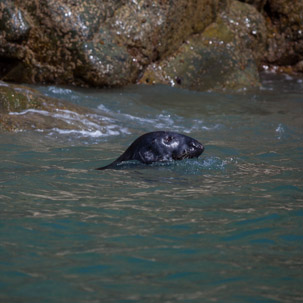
[96,131,204,170]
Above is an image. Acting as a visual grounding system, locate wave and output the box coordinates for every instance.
[97,104,221,134]
[9,108,130,139]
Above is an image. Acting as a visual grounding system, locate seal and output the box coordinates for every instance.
[96,131,204,170]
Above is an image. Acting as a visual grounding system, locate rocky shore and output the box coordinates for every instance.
[0,0,302,92]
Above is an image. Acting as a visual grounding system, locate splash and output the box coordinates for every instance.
[275,123,285,140]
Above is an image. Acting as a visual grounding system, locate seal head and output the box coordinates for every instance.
[96,131,204,170]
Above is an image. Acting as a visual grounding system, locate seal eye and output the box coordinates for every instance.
[163,135,173,145]
[162,135,179,148]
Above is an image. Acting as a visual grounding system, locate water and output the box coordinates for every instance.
[1,73,303,303]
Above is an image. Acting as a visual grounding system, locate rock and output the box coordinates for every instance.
[74,30,138,87]
[0,81,108,132]
[294,60,303,73]
[140,1,266,91]
[0,0,131,86]
[222,0,267,63]
[238,0,267,11]
[0,0,302,91]
[110,0,227,64]
[264,0,303,67]
[0,1,31,42]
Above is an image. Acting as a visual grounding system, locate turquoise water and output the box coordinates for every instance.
[1,73,303,302]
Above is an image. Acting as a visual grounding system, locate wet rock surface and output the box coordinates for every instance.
[263,0,303,68]
[0,0,302,91]
[140,1,266,90]
[0,81,109,132]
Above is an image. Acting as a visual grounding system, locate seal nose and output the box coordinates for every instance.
[194,140,204,151]
[194,140,204,153]
[191,140,204,155]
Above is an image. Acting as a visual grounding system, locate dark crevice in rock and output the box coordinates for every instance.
[263,1,279,22]
[0,58,21,79]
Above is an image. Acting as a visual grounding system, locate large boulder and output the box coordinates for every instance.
[264,0,303,70]
[0,0,133,85]
[140,1,267,90]
[0,0,226,88]
[110,0,228,64]
[239,0,303,71]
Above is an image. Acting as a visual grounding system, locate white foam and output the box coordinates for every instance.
[48,126,129,138]
[97,104,220,134]
[49,128,104,137]
[97,104,112,113]
[9,109,50,116]
[122,113,155,124]
[0,81,9,87]
[276,124,284,133]
[8,105,219,141]
[284,74,293,81]
[275,123,285,140]
[9,108,129,138]
[47,86,72,95]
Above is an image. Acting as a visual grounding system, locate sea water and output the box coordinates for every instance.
[0,73,302,303]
